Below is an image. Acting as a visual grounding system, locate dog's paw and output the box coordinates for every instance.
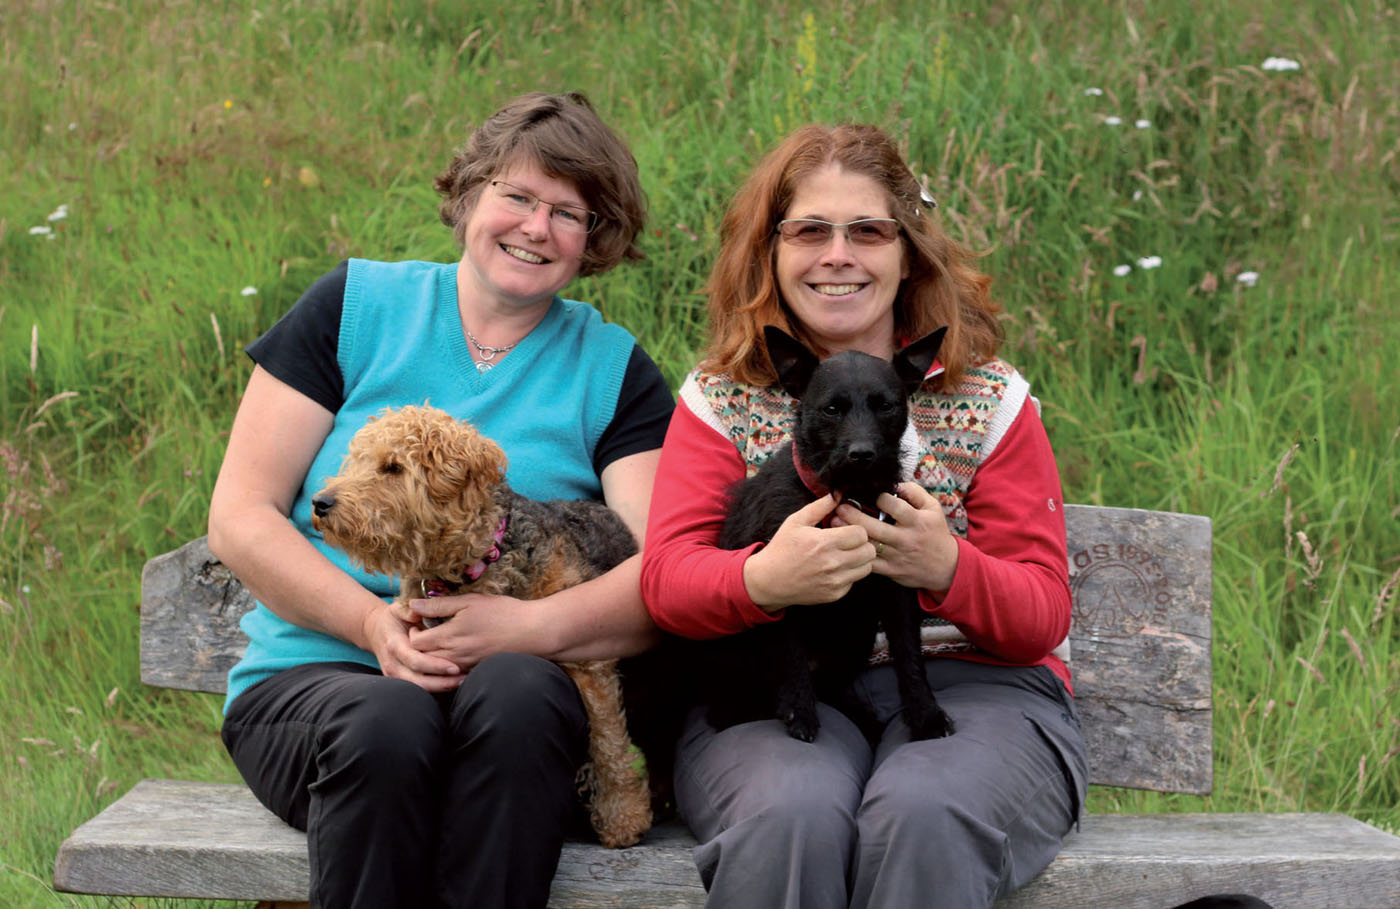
[906,704,955,741]
[781,708,820,743]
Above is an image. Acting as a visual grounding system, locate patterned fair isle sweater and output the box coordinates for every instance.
[641,357,1074,691]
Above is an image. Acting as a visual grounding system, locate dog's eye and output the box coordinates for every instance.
[878,401,900,414]
[821,403,842,417]
[380,461,403,475]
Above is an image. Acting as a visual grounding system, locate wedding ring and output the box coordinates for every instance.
[875,542,886,557]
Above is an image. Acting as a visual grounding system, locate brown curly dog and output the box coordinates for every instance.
[309,404,652,848]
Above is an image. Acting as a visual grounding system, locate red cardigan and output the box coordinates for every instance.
[640,387,1074,693]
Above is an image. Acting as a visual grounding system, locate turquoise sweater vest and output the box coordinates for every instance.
[225,258,636,709]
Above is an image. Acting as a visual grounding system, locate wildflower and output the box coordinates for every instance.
[1236,271,1260,287]
[1113,264,1132,277]
[1135,119,1151,129]
[47,204,69,221]
[1261,57,1301,72]
[224,99,234,109]
[29,225,53,236]
[1103,115,1123,126]
[1137,256,1163,270]
[1132,190,1144,201]
[240,286,258,296]
[68,122,77,130]
[1083,87,1104,96]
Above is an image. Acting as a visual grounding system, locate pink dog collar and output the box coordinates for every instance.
[420,515,508,596]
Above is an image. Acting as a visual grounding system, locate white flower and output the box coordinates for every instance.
[1137,256,1163,270]
[1132,189,1144,201]
[240,286,258,296]
[1103,115,1123,126]
[1135,119,1151,129]
[1113,264,1132,277]
[47,204,69,221]
[1261,57,1302,72]
[1083,87,1104,96]
[1236,271,1260,287]
[67,122,77,130]
[29,225,53,236]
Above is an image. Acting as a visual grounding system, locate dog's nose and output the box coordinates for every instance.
[311,492,335,517]
[847,445,876,465]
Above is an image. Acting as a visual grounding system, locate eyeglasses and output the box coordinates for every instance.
[775,218,902,247]
[488,180,599,234]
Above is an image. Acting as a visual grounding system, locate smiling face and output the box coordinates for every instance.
[775,164,909,358]
[458,158,591,312]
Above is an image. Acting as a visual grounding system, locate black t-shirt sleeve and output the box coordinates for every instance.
[594,344,675,474]
[245,261,348,414]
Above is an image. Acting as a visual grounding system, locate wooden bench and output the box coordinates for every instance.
[54,505,1400,907]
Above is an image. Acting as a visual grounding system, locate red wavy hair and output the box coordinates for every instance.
[701,124,1002,387]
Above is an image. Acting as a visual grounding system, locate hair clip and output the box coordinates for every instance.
[920,187,938,210]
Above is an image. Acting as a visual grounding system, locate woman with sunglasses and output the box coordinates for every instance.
[640,124,1086,909]
[208,92,674,909]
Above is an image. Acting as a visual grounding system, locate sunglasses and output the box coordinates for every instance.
[775,218,902,247]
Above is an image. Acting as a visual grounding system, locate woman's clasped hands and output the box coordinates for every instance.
[742,482,960,613]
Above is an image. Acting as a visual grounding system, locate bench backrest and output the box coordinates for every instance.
[141,504,1212,794]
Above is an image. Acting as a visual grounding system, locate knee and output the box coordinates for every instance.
[446,653,587,750]
[320,677,445,781]
[751,782,859,851]
[860,766,993,848]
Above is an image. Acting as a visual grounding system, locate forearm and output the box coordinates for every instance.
[640,406,779,638]
[208,501,384,651]
[538,554,660,661]
[924,403,1071,662]
[927,540,1070,662]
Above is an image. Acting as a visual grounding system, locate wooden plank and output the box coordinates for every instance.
[1062,505,1213,794]
[55,780,1400,908]
[1000,812,1400,909]
[138,505,1214,793]
[53,780,308,902]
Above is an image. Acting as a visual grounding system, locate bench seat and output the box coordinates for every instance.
[54,778,1400,908]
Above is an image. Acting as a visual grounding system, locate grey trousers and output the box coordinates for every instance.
[672,659,1087,909]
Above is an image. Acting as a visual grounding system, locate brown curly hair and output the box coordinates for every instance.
[701,124,1002,387]
[434,92,646,278]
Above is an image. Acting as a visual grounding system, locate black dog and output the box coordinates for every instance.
[699,325,954,743]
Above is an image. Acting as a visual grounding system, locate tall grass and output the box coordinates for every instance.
[4,0,1398,903]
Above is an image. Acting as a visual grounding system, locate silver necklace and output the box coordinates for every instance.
[465,328,516,372]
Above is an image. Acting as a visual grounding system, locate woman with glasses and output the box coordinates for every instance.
[208,92,674,909]
[640,124,1086,908]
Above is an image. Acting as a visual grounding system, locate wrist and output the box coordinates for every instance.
[742,548,787,614]
[930,536,961,591]
[355,601,386,652]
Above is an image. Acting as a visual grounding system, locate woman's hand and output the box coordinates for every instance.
[742,494,876,612]
[360,603,463,692]
[834,482,959,593]
[405,593,550,671]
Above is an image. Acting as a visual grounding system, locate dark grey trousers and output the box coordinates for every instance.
[672,659,1087,909]
[221,653,589,909]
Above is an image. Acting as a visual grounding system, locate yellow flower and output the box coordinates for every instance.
[223,99,233,109]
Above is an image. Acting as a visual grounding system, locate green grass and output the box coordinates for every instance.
[4,0,1399,902]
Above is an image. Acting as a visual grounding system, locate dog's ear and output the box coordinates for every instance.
[419,413,506,503]
[892,326,947,394]
[763,325,821,400]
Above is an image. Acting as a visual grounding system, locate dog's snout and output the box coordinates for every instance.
[847,444,876,464]
[311,491,336,517]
